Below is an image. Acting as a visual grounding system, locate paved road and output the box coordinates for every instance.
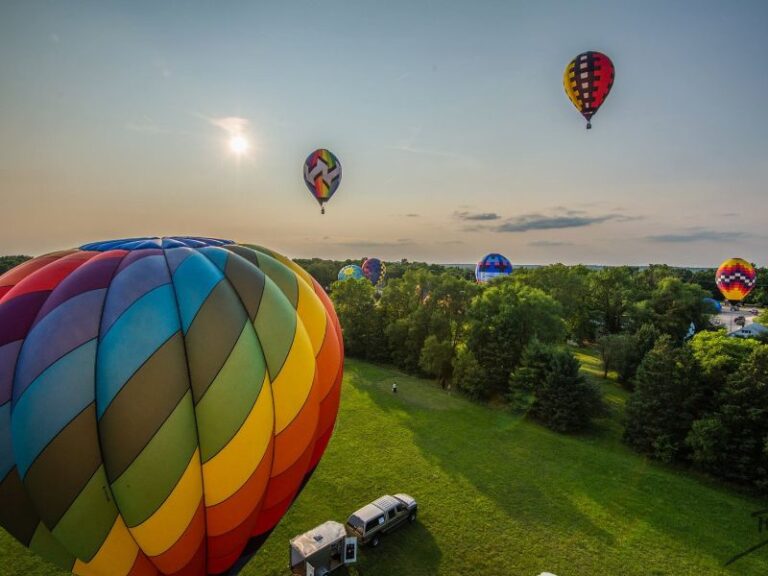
[713,306,762,333]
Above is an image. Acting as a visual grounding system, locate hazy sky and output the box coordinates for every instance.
[1,1,766,266]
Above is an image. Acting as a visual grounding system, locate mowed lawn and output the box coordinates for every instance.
[3,355,768,575]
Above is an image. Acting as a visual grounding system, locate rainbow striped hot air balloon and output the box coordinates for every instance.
[716,257,757,302]
[0,237,343,576]
[303,149,342,214]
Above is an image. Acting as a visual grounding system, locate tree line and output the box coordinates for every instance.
[327,260,768,493]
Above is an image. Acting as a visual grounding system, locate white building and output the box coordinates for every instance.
[729,322,768,339]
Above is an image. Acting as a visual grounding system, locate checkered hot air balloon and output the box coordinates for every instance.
[0,237,344,576]
[716,257,757,302]
[303,149,341,214]
[361,258,386,288]
[563,51,615,129]
[475,253,513,284]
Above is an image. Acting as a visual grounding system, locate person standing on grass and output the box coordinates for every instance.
[392,382,398,394]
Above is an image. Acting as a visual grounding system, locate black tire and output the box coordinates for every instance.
[409,510,417,523]
[370,535,380,547]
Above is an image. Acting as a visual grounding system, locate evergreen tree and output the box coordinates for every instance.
[624,336,702,462]
[688,347,768,491]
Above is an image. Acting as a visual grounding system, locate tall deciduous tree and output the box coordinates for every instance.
[465,282,565,398]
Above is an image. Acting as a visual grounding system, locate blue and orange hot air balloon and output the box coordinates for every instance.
[716,257,757,302]
[303,149,342,214]
[475,253,513,284]
[0,237,344,576]
[563,51,615,129]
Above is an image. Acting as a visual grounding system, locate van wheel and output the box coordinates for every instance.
[370,535,380,547]
[409,510,417,523]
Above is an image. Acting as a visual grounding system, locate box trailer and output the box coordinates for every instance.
[289,521,357,576]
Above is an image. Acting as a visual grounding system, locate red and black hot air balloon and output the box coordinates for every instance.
[563,51,615,129]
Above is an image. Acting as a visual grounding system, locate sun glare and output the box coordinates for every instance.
[228,134,250,156]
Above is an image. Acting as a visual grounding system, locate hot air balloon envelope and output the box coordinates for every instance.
[0,236,344,576]
[475,253,513,284]
[563,51,615,129]
[716,258,756,302]
[361,258,386,287]
[337,265,364,282]
[303,149,341,214]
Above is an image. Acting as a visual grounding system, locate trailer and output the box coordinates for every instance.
[289,521,358,576]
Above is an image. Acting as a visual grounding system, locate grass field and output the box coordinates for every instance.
[2,354,768,575]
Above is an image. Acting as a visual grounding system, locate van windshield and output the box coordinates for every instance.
[347,515,364,532]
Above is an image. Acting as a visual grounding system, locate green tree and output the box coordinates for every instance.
[380,269,476,375]
[508,339,551,411]
[465,282,565,398]
[451,346,487,400]
[510,342,602,433]
[0,255,31,275]
[630,277,711,340]
[330,279,387,361]
[513,264,595,343]
[624,336,703,463]
[419,335,454,387]
[589,267,635,334]
[687,346,768,491]
[597,324,660,386]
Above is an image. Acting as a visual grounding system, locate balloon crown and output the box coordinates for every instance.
[79,236,235,251]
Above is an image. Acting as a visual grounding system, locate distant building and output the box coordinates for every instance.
[729,322,768,339]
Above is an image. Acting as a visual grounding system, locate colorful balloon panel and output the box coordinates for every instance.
[361,258,386,287]
[715,258,757,302]
[0,237,344,576]
[475,253,513,284]
[303,149,341,213]
[337,265,364,282]
[563,51,615,128]
[702,297,722,313]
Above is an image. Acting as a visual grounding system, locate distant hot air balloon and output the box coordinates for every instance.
[563,51,615,129]
[716,258,757,302]
[475,253,513,284]
[361,258,386,287]
[702,297,722,313]
[0,237,343,576]
[337,264,364,282]
[303,149,342,214]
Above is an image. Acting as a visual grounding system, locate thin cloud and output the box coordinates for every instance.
[454,211,501,221]
[389,144,466,159]
[405,213,420,218]
[495,213,621,233]
[333,239,414,249]
[646,229,750,243]
[125,120,171,134]
[527,240,574,247]
[208,116,249,135]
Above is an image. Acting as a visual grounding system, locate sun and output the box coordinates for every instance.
[228,134,250,156]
